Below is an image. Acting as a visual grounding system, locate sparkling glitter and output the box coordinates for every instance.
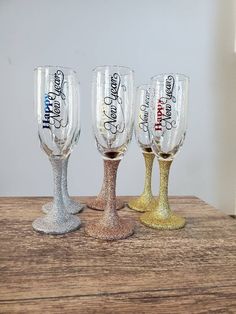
[85,159,135,240]
[140,159,186,230]
[42,155,85,215]
[128,152,158,212]
[86,159,124,211]
[32,158,81,234]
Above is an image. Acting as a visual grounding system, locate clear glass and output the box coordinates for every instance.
[128,85,157,212]
[150,73,189,160]
[36,66,80,158]
[92,66,134,160]
[135,84,152,152]
[32,66,81,234]
[140,73,189,230]
[85,65,135,240]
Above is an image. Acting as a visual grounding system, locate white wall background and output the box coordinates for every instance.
[0,0,235,214]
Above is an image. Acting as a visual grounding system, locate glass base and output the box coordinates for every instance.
[128,197,158,213]
[85,218,135,240]
[86,198,124,211]
[140,211,186,230]
[32,215,81,235]
[42,200,85,214]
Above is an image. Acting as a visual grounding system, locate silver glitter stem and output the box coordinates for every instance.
[42,154,85,214]
[51,158,67,219]
[61,156,70,201]
[32,157,81,234]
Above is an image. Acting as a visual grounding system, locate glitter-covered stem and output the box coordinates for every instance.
[140,158,185,229]
[142,152,155,198]
[85,157,135,239]
[32,157,81,234]
[41,153,84,215]
[157,159,172,219]
[98,159,121,199]
[102,159,120,226]
[50,158,67,219]
[86,159,124,211]
[128,152,156,212]
[61,155,70,200]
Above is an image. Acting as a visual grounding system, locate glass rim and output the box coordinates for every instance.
[34,65,77,74]
[151,73,190,82]
[92,65,134,74]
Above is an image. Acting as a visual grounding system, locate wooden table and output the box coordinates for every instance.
[0,196,235,313]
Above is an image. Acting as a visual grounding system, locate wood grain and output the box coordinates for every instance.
[0,196,235,313]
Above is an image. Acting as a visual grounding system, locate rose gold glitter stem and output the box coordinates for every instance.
[97,159,111,200]
[85,159,135,240]
[86,159,124,210]
[102,159,119,226]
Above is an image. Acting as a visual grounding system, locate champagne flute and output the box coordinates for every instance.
[128,84,157,212]
[32,66,81,234]
[85,65,135,240]
[140,73,189,229]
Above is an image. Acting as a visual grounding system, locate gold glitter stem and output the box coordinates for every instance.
[157,159,172,219]
[140,159,186,229]
[101,159,120,226]
[142,152,155,197]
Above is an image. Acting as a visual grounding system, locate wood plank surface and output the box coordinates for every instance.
[0,196,235,313]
